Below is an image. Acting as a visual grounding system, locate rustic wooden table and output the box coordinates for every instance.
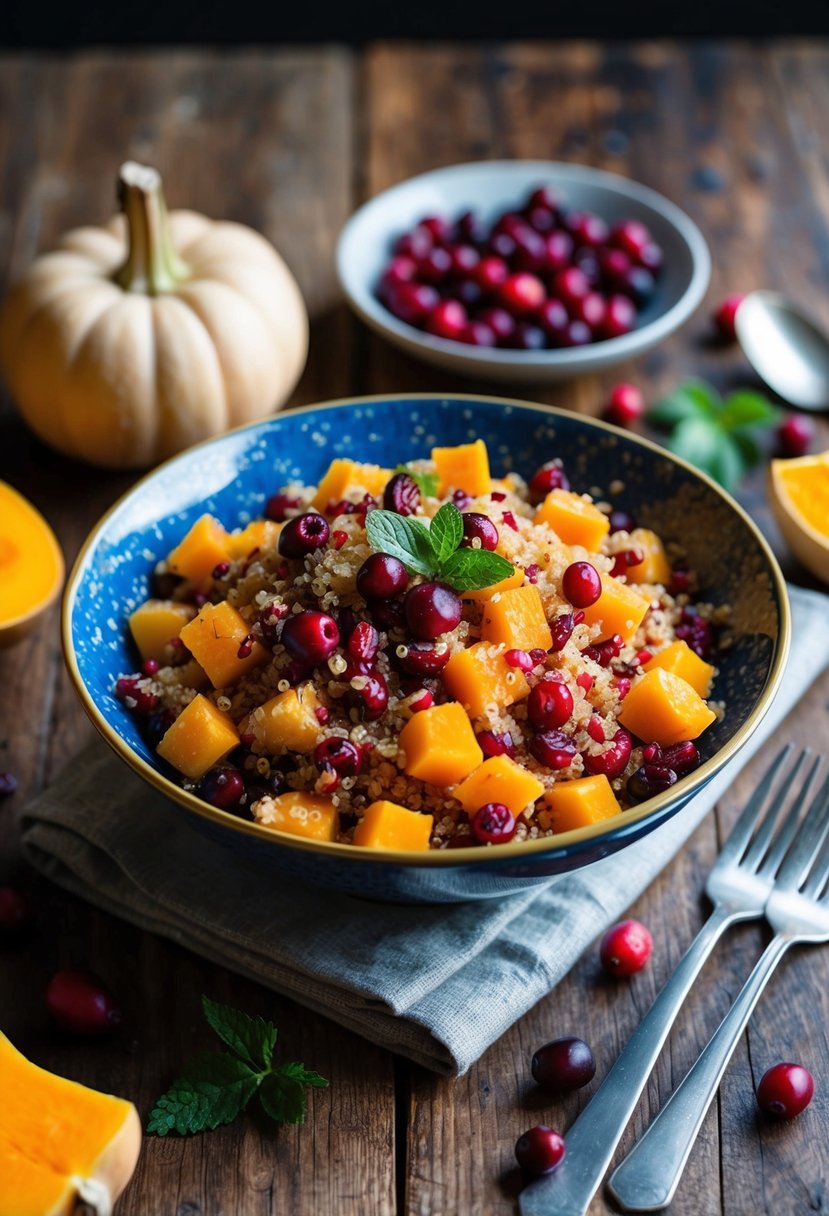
[1,41,828,1216]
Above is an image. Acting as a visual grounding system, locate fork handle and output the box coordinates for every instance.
[519,904,739,1216]
[607,934,791,1212]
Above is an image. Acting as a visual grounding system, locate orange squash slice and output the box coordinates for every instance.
[0,482,64,649]
[769,450,829,583]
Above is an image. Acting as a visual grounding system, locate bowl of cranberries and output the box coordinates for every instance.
[337,161,710,381]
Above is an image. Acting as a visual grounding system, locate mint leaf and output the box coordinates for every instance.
[259,1073,308,1124]
[201,995,277,1071]
[365,509,436,576]
[708,435,747,492]
[274,1060,330,1089]
[439,549,514,592]
[718,390,779,432]
[395,464,440,497]
[146,1052,260,1136]
[430,502,464,563]
[649,381,719,428]
[667,416,722,471]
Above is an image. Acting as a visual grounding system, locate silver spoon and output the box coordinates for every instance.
[735,290,829,411]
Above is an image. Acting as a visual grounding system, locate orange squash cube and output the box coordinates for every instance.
[618,667,716,747]
[128,599,196,662]
[644,640,715,698]
[626,528,673,586]
[544,774,621,833]
[535,490,610,551]
[454,755,545,817]
[481,585,553,653]
[353,801,433,851]
[443,642,530,719]
[580,574,650,642]
[398,702,483,787]
[179,601,269,688]
[311,458,392,510]
[253,791,339,841]
[166,515,232,585]
[156,694,239,779]
[241,683,324,754]
[462,565,524,604]
[431,439,491,496]
[228,519,282,559]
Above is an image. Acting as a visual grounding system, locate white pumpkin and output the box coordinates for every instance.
[0,162,309,468]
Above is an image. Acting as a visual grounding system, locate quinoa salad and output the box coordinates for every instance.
[115,440,726,852]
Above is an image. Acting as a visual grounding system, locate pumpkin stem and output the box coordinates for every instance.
[114,162,189,295]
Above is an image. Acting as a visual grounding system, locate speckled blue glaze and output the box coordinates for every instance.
[66,396,786,903]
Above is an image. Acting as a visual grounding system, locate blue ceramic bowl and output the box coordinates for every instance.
[63,396,789,903]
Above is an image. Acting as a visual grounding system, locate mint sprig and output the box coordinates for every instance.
[365,502,513,592]
[394,463,440,497]
[649,380,780,492]
[146,996,328,1137]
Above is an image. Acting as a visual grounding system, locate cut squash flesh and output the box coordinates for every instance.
[618,667,716,747]
[398,702,483,787]
[770,452,829,583]
[157,693,239,778]
[0,481,64,647]
[353,801,433,850]
[253,791,339,841]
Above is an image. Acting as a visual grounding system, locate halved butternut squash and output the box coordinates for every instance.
[0,481,64,649]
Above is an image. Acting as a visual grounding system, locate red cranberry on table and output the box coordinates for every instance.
[532,1036,596,1092]
[46,969,122,1036]
[713,293,746,341]
[756,1062,814,1119]
[600,918,653,977]
[281,610,341,665]
[278,512,330,558]
[198,767,245,810]
[460,512,499,551]
[0,886,31,937]
[776,415,814,458]
[562,561,602,608]
[357,553,409,600]
[404,582,463,641]
[471,802,517,845]
[515,1125,566,1176]
[604,383,645,427]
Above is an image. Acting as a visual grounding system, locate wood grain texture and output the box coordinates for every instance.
[1,40,829,1216]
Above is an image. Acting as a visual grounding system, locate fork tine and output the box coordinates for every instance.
[775,769,829,890]
[743,749,811,873]
[752,753,821,876]
[716,744,794,866]
[800,800,829,899]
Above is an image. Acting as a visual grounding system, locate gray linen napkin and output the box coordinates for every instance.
[20,586,829,1076]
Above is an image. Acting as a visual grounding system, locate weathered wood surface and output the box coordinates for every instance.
[0,42,828,1216]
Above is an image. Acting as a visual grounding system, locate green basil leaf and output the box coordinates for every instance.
[395,464,440,498]
[429,502,464,563]
[365,509,436,577]
[201,995,277,1071]
[718,390,780,432]
[439,549,515,592]
[649,381,720,428]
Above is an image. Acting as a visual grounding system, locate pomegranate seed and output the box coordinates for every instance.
[471,802,517,845]
[0,772,17,797]
[314,737,363,777]
[409,689,434,712]
[279,512,330,558]
[332,529,348,549]
[605,383,645,428]
[600,919,653,977]
[562,561,602,608]
[115,677,158,715]
[281,611,340,665]
[490,490,507,502]
[477,729,516,759]
[500,272,546,315]
[584,727,632,779]
[258,602,288,643]
[529,647,547,664]
[348,621,380,662]
[586,716,606,743]
[528,679,574,730]
[529,461,569,501]
[515,1126,565,1176]
[314,706,330,725]
[610,548,645,577]
[397,641,450,677]
[531,730,577,770]
[383,472,420,516]
[532,1037,596,1092]
[636,649,653,665]
[525,565,540,585]
[549,611,581,651]
[502,510,519,532]
[776,415,814,458]
[757,1063,814,1119]
[660,740,701,775]
[669,568,693,594]
[460,513,499,551]
[404,583,462,640]
[237,634,254,659]
[265,492,301,522]
[451,488,472,510]
[46,969,122,1036]
[612,676,632,700]
[627,763,678,802]
[713,293,746,341]
[142,658,160,676]
[426,298,467,340]
[577,673,594,692]
[357,553,408,600]
[0,886,30,936]
[584,634,624,666]
[676,609,714,660]
[608,509,636,534]
[642,742,662,763]
[505,649,533,672]
[198,767,245,809]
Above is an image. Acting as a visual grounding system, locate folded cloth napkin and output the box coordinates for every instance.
[20,586,829,1076]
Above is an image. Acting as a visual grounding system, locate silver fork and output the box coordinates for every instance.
[519,745,819,1216]
[608,756,829,1212]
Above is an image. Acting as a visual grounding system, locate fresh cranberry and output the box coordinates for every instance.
[379,255,417,288]
[397,641,451,676]
[528,462,569,500]
[459,319,498,347]
[505,649,534,672]
[404,583,463,640]
[476,729,516,759]
[562,561,602,608]
[573,290,606,329]
[532,1037,596,1091]
[528,679,574,730]
[265,492,302,522]
[639,242,664,273]
[457,210,486,244]
[526,205,557,233]
[489,231,517,260]
[383,472,420,516]
[500,272,546,315]
[357,553,409,600]
[713,293,746,341]
[599,247,633,288]
[608,509,637,534]
[477,307,516,342]
[605,383,645,427]
[475,255,510,293]
[394,228,433,259]
[515,1126,565,1176]
[144,708,176,748]
[0,886,30,937]
[419,214,453,242]
[408,689,434,712]
[577,672,594,692]
[347,620,379,663]
[527,185,561,213]
[551,265,591,307]
[456,280,483,309]
[459,512,499,551]
[561,319,592,347]
[587,715,606,743]
[279,512,330,558]
[757,1063,814,1119]
[471,802,517,845]
[512,226,548,273]
[568,210,609,248]
[627,763,678,802]
[314,736,363,778]
[610,548,645,577]
[600,918,653,977]
[348,670,389,721]
[776,415,814,458]
[601,294,637,339]
[620,265,656,305]
[542,229,575,272]
[584,728,632,779]
[508,321,547,350]
[536,299,568,346]
[493,211,527,239]
[46,969,122,1036]
[369,600,406,632]
[549,611,583,651]
[659,740,700,774]
[584,633,624,667]
[115,676,158,716]
[385,281,440,325]
[0,772,18,796]
[451,488,473,510]
[426,299,467,340]
[198,767,245,809]
[281,610,340,665]
[531,730,577,770]
[416,246,452,284]
[611,218,652,261]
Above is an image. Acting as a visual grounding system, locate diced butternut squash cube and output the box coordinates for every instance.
[618,667,716,747]
[179,601,269,688]
[544,774,620,833]
[443,642,530,719]
[481,585,553,653]
[431,439,491,496]
[626,528,673,586]
[166,515,232,585]
[353,801,433,851]
[454,755,545,818]
[580,574,650,642]
[535,490,610,551]
[644,640,715,698]
[311,459,392,510]
[253,791,338,841]
[156,694,239,779]
[399,702,483,787]
[128,599,196,662]
[462,565,525,604]
[240,683,324,753]
[228,519,282,559]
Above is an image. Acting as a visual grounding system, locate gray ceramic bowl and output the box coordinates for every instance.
[337,160,711,382]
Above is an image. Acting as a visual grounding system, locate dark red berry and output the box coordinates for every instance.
[627,763,678,802]
[426,298,467,340]
[0,886,30,937]
[619,266,656,305]
[500,272,546,315]
[532,1037,596,1092]
[475,255,509,293]
[529,462,569,501]
[562,561,602,608]
[460,512,499,551]
[608,509,637,534]
[347,620,380,663]
[660,740,700,775]
[757,1063,814,1119]
[0,772,18,796]
[459,320,497,347]
[508,321,547,350]
[451,488,473,510]
[449,243,480,275]
[549,611,583,652]
[502,510,519,532]
[314,736,363,778]
[605,383,645,427]
[573,290,606,329]
[416,245,452,284]
[552,265,591,306]
[476,729,516,759]
[369,600,406,632]
[477,307,516,342]
[542,229,574,273]
[527,185,560,213]
[531,730,577,770]
[383,472,421,516]
[347,670,389,721]
[584,633,624,667]
[584,728,632,779]
[386,281,440,325]
[278,512,330,558]
[46,969,122,1036]
[397,641,451,676]
[600,919,653,977]
[357,553,409,600]
[471,802,517,845]
[281,610,340,665]
[610,549,645,577]
[600,294,637,339]
[528,679,574,730]
[419,214,453,242]
[115,676,158,716]
[538,297,570,345]
[394,227,433,259]
[611,218,652,261]
[198,767,245,809]
[265,492,302,522]
[404,583,463,641]
[776,415,814,458]
[515,1126,565,1176]
[676,609,714,660]
[713,293,746,341]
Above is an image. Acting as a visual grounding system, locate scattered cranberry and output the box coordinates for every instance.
[404,583,462,641]
[397,641,451,676]
[500,272,546,315]
[0,772,17,797]
[477,729,516,759]
[608,509,636,534]
[460,512,499,551]
[605,383,645,427]
[549,610,583,652]
[281,611,340,665]
[347,621,380,663]
[562,561,602,608]
[46,969,122,1036]
[528,679,574,730]
[627,763,678,802]
[314,736,363,778]
[532,1036,596,1092]
[475,255,509,293]
[265,492,301,522]
[584,728,632,779]
[515,1126,565,1176]
[382,472,420,516]
[278,512,330,558]
[531,730,577,770]
[713,293,746,341]
[460,320,497,347]
[348,670,389,721]
[237,633,255,660]
[357,553,408,600]
[601,294,637,339]
[600,919,653,977]
[660,740,701,775]
[776,415,814,458]
[426,299,467,340]
[0,886,30,937]
[470,802,517,845]
[757,1063,814,1119]
[198,767,245,809]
